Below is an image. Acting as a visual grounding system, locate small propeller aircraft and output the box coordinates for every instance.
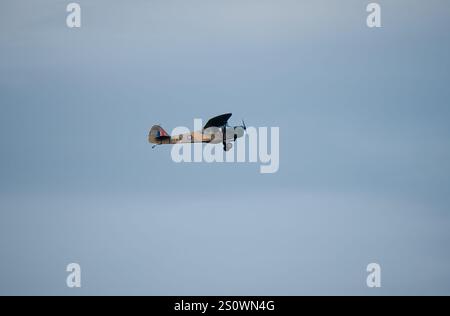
[148,113,246,151]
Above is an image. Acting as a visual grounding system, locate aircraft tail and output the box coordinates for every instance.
[148,125,171,144]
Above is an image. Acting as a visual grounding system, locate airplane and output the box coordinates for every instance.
[148,113,247,151]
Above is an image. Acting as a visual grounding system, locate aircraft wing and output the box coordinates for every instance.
[203,113,232,129]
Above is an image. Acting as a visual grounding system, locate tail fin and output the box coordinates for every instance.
[148,125,170,144]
